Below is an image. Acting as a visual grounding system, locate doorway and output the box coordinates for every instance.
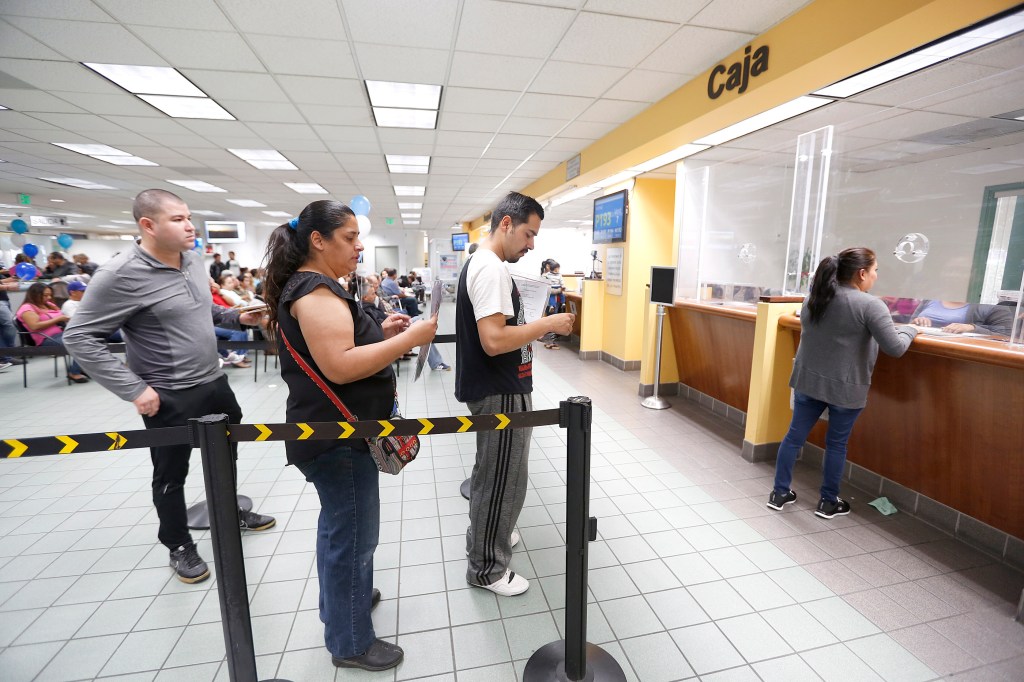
[375,245,399,274]
[969,182,1024,303]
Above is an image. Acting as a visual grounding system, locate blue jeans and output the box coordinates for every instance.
[0,301,17,361]
[214,326,247,358]
[295,445,380,658]
[40,332,84,376]
[773,391,863,502]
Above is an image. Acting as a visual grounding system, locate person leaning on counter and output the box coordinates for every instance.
[909,300,1012,336]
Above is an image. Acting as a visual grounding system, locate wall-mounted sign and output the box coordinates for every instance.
[18,193,30,205]
[707,44,769,100]
[605,247,623,296]
[566,154,581,182]
[385,217,395,225]
[30,215,65,227]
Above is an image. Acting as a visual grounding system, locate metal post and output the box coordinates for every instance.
[191,414,288,682]
[642,304,671,410]
[524,397,625,682]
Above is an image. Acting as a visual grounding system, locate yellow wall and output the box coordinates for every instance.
[599,178,677,362]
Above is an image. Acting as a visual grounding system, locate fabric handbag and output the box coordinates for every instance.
[279,327,419,474]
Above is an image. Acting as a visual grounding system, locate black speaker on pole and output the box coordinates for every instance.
[649,266,676,305]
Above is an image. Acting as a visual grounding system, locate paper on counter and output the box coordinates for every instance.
[414,279,444,381]
[511,273,551,323]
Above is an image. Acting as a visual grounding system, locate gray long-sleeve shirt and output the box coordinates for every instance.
[64,243,242,402]
[791,286,918,409]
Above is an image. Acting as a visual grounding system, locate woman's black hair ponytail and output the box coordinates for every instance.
[805,247,876,324]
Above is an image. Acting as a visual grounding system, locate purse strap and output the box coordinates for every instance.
[278,325,359,422]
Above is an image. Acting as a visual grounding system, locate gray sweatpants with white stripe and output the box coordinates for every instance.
[465,393,532,587]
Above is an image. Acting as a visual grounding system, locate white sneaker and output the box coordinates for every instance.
[511,529,520,549]
[471,569,529,597]
[0,362,11,371]
[224,352,242,364]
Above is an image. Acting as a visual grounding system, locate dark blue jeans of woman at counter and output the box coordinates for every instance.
[773,391,863,503]
[295,444,380,659]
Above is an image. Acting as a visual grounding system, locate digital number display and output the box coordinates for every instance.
[592,190,627,244]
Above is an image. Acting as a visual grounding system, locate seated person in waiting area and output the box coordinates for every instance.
[218,271,256,306]
[379,267,421,316]
[210,278,251,368]
[15,282,89,382]
[910,299,1012,336]
[359,274,450,370]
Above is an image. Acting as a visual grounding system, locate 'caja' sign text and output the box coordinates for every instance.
[707,45,769,99]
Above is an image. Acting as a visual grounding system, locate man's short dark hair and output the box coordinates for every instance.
[133,188,185,222]
[49,251,65,261]
[384,268,398,277]
[490,191,544,232]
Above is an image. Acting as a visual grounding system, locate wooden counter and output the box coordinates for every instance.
[667,300,757,410]
[565,292,583,337]
[778,314,1024,538]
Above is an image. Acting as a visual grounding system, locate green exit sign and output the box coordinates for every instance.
[385,217,395,225]
[17,193,30,205]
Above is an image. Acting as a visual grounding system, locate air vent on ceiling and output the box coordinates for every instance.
[908,117,1024,146]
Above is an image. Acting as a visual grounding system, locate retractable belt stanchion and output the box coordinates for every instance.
[525,397,626,682]
[191,414,289,682]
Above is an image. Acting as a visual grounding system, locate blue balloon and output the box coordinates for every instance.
[10,218,28,234]
[57,233,74,249]
[350,195,371,217]
[14,262,37,280]
[22,243,38,258]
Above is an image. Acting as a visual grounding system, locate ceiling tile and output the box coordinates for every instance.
[0,58,124,94]
[131,26,264,72]
[100,116,192,135]
[437,130,494,148]
[559,119,616,139]
[376,128,437,146]
[219,100,306,124]
[844,110,977,141]
[0,19,66,60]
[246,122,319,141]
[443,87,520,115]
[342,0,459,50]
[94,0,235,30]
[690,0,811,34]
[603,68,685,102]
[285,152,342,171]
[30,112,128,133]
[502,116,567,137]
[5,17,165,64]
[354,43,448,84]
[848,61,1005,109]
[582,0,705,23]
[324,139,380,154]
[0,89,84,114]
[449,51,544,91]
[514,93,593,119]
[300,105,373,126]
[530,61,627,98]
[277,76,366,106]
[53,92,157,117]
[456,1,576,58]
[553,11,677,68]
[578,98,648,123]
[439,112,505,134]
[266,138,329,153]
[217,0,346,39]
[249,36,357,79]
[0,1,115,22]
[639,25,752,75]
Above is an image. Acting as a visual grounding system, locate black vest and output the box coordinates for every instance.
[278,272,393,464]
[454,256,533,403]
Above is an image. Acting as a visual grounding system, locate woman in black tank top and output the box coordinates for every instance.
[262,200,436,671]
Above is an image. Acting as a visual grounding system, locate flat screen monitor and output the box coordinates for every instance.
[451,232,469,251]
[205,221,246,244]
[593,189,628,244]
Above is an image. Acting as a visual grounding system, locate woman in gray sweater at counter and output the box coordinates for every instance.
[768,247,918,519]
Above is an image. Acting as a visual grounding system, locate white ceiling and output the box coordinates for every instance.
[0,0,812,236]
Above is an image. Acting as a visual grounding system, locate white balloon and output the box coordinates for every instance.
[356,214,372,237]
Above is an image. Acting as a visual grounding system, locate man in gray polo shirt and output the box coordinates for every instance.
[64,189,275,584]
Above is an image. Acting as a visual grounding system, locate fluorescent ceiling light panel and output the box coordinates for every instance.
[629,144,710,173]
[53,142,158,166]
[401,213,421,218]
[597,171,638,188]
[398,202,422,209]
[372,107,437,129]
[550,185,601,207]
[228,148,297,170]
[262,210,292,217]
[226,199,265,207]
[166,179,227,192]
[694,96,833,146]
[40,177,116,190]
[388,164,429,174]
[0,105,7,110]
[403,220,420,225]
[192,209,223,216]
[366,81,441,109]
[284,182,328,194]
[394,185,425,196]
[814,9,1024,98]
[50,199,64,202]
[110,219,136,225]
[138,94,234,120]
[83,63,206,96]
[95,155,158,166]
[385,155,430,166]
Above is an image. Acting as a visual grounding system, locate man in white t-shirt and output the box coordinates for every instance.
[454,191,574,597]
[60,281,88,317]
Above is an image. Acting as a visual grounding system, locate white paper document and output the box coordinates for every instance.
[414,280,444,381]
[511,273,550,323]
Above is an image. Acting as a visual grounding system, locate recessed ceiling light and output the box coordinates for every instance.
[40,177,116,190]
[284,182,328,195]
[192,209,223,216]
[693,96,832,146]
[386,154,430,165]
[366,81,441,109]
[52,142,158,166]
[0,105,8,110]
[403,220,420,225]
[83,63,205,96]
[394,185,425,196]
[398,202,422,210]
[262,210,292,217]
[372,108,437,129]
[119,234,136,240]
[628,144,710,174]
[228,148,297,171]
[110,219,136,225]
[226,199,266,207]
[401,213,421,218]
[50,199,65,202]
[95,155,158,166]
[388,164,429,174]
[139,95,234,120]
[166,179,227,192]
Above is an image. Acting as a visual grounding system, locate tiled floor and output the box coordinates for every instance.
[1,304,1022,681]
